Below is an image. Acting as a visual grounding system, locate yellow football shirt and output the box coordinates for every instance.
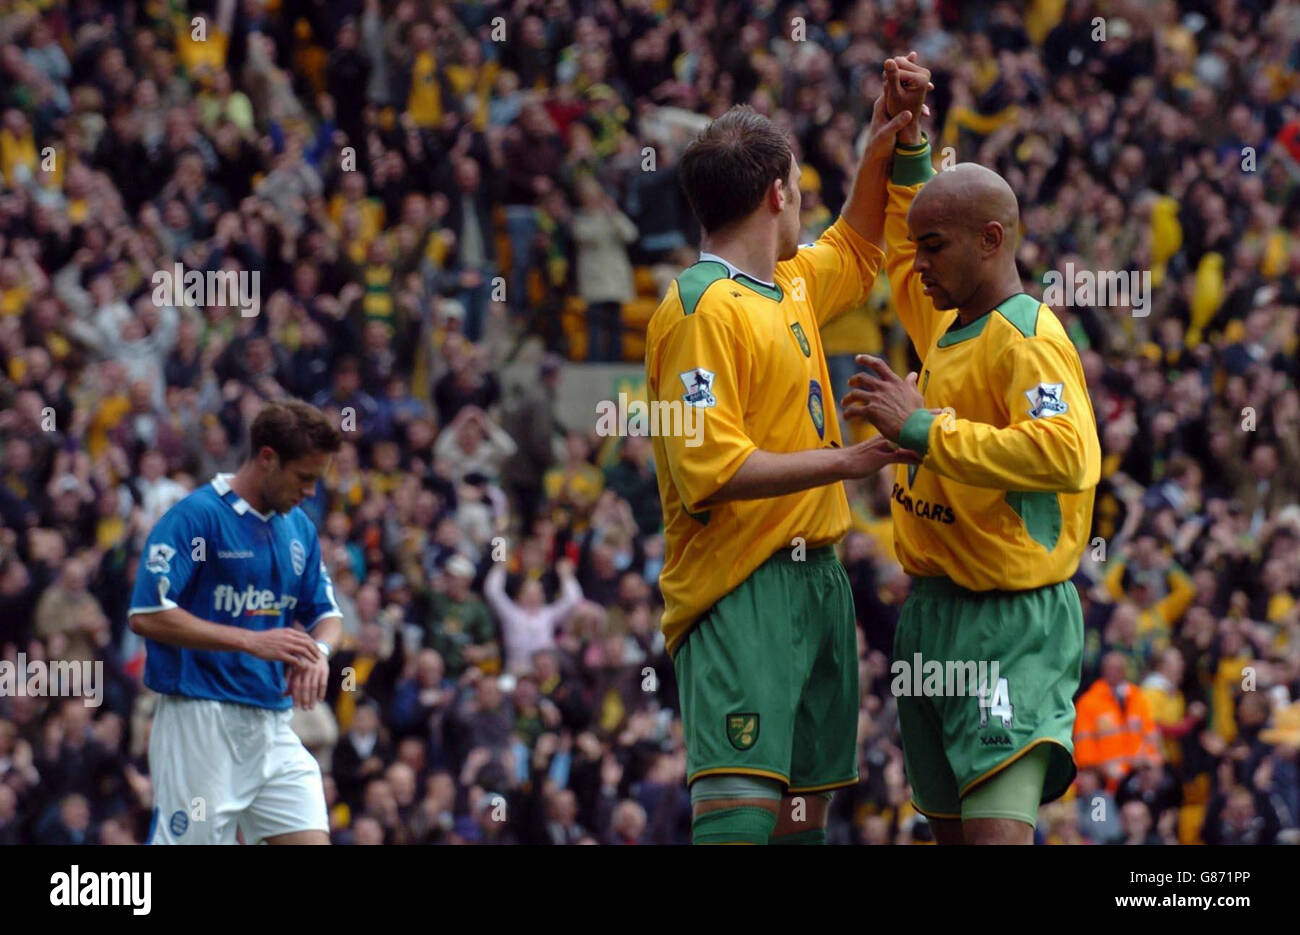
[647,218,885,654]
[408,51,443,127]
[885,141,1101,591]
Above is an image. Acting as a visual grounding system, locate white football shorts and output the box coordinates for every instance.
[148,694,328,844]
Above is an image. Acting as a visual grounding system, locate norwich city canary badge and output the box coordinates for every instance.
[790,322,811,357]
[727,713,759,750]
[808,380,825,439]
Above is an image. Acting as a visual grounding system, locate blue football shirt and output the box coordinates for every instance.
[128,474,342,709]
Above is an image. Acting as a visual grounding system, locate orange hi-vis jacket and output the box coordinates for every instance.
[1074,678,1164,789]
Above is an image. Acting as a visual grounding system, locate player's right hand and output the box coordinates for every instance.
[248,627,322,667]
[845,434,922,479]
[883,53,933,135]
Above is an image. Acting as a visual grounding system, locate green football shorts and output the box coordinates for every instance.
[893,575,1083,820]
[674,545,860,793]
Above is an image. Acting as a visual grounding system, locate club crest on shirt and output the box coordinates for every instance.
[290,539,306,576]
[790,322,811,357]
[808,380,825,439]
[169,810,189,837]
[679,368,717,408]
[146,543,176,574]
[727,713,759,750]
[1025,382,1068,419]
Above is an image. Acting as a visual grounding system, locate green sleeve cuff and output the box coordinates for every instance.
[899,409,934,456]
[895,132,930,153]
[892,134,935,186]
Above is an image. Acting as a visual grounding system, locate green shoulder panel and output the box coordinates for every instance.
[995,293,1042,339]
[676,261,730,316]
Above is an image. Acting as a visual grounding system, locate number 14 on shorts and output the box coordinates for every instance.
[978,678,1014,728]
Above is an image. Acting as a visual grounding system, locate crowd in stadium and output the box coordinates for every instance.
[1,0,1299,845]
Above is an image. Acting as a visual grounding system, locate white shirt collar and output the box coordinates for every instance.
[210,473,272,522]
[698,252,777,289]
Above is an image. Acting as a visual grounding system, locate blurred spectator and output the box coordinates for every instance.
[33,556,107,664]
[541,787,586,845]
[33,793,92,846]
[1075,652,1164,792]
[484,558,583,673]
[499,353,562,536]
[1118,800,1172,846]
[1074,767,1120,844]
[603,436,661,538]
[1140,647,1207,768]
[432,405,516,486]
[424,555,497,678]
[1202,785,1280,846]
[332,699,393,812]
[442,155,500,343]
[571,175,637,362]
[544,432,604,532]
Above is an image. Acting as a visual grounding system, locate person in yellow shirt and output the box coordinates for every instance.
[329,172,386,248]
[645,94,919,845]
[175,12,229,77]
[842,54,1100,845]
[1140,647,1206,768]
[406,23,444,128]
[0,109,38,186]
[542,432,605,532]
[1104,545,1196,646]
[1260,558,1297,627]
[444,36,499,132]
[1208,624,1252,744]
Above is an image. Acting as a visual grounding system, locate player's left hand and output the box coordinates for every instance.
[841,355,927,443]
[861,93,918,164]
[285,653,329,710]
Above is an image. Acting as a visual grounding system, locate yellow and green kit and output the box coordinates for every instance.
[886,138,1101,819]
[646,217,881,790]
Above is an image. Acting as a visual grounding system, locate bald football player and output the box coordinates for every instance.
[843,54,1101,845]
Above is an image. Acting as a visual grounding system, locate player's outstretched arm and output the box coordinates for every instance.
[696,438,919,509]
[129,607,322,667]
[881,54,947,359]
[652,310,919,511]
